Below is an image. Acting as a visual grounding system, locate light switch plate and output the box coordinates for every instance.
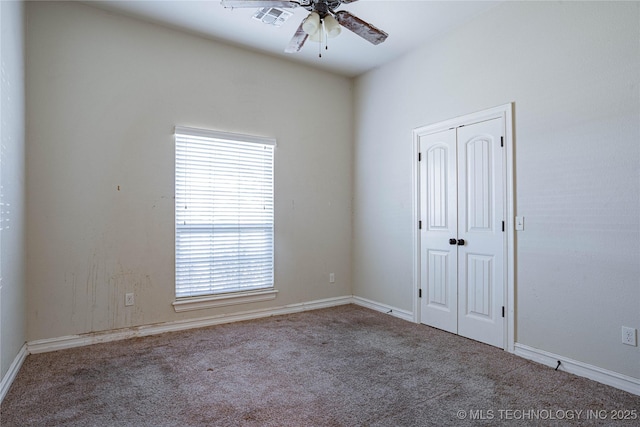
[515,216,524,231]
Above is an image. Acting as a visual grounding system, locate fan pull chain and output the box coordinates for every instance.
[318,23,323,58]
[325,29,328,51]
[324,21,328,51]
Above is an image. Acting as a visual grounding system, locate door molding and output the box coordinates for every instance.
[412,103,515,352]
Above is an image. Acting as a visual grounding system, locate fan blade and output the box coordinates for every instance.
[221,0,301,9]
[334,10,388,45]
[284,22,308,53]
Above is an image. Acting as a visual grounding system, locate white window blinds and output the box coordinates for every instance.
[175,126,275,298]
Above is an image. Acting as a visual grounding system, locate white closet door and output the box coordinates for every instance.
[419,117,505,348]
[419,128,458,334]
[457,118,505,348]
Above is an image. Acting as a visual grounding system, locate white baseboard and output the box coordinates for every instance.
[514,343,640,396]
[0,343,28,404]
[28,295,354,354]
[352,296,414,322]
[27,295,414,354]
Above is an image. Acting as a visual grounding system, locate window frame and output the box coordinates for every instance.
[173,126,277,312]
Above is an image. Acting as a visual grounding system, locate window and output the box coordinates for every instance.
[174,126,275,303]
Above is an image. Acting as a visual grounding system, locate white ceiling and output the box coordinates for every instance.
[88,0,501,77]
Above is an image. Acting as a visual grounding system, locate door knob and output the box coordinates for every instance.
[457,239,465,246]
[449,238,457,245]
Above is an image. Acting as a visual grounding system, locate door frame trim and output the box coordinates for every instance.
[411,103,515,352]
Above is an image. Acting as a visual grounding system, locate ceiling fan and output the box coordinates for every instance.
[221,0,388,54]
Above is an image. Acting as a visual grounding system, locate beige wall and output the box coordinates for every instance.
[353,1,640,379]
[26,1,353,340]
[1,0,27,378]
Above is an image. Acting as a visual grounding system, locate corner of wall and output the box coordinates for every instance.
[0,0,28,385]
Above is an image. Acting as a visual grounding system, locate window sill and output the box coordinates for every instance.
[172,289,278,313]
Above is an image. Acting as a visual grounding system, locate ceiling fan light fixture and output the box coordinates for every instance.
[323,14,341,38]
[221,0,388,54]
[302,12,320,35]
[308,27,322,42]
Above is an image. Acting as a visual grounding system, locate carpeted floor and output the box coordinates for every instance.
[1,304,639,426]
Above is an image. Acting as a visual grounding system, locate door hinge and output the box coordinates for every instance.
[502,306,505,318]
[419,220,422,229]
[419,289,422,298]
[418,152,422,162]
[501,136,504,147]
[502,221,505,232]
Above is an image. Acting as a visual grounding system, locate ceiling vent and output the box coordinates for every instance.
[252,7,293,27]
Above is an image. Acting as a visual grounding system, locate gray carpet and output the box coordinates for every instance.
[1,305,639,426]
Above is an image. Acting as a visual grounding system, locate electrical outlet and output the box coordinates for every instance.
[622,326,636,346]
[125,293,135,307]
[329,273,335,283]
